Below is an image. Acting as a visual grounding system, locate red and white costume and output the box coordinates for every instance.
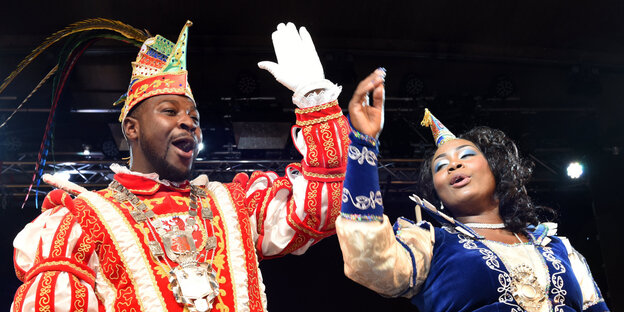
[11,92,349,312]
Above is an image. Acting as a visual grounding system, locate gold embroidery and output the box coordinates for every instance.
[125,182,160,194]
[171,195,190,206]
[257,188,272,235]
[12,281,28,311]
[303,126,319,167]
[305,182,320,228]
[294,100,338,114]
[141,197,165,210]
[215,301,230,312]
[95,265,118,311]
[320,122,339,167]
[51,214,73,257]
[37,271,55,312]
[28,260,95,284]
[295,112,343,126]
[209,186,241,311]
[72,275,87,312]
[287,200,324,239]
[337,115,350,156]
[326,182,342,230]
[74,235,93,263]
[126,78,178,105]
[303,171,346,179]
[80,194,164,311]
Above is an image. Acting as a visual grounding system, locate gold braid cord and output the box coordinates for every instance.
[0,18,149,96]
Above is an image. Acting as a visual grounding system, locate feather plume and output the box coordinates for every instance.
[0,18,149,96]
[0,65,58,129]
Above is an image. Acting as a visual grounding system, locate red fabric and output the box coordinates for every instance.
[34,271,58,312]
[42,189,74,212]
[69,274,89,312]
[292,103,350,182]
[125,72,189,115]
[294,102,342,123]
[26,256,96,287]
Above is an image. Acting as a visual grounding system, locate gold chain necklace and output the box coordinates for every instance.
[109,179,219,312]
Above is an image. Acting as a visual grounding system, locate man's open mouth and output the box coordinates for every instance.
[172,137,195,153]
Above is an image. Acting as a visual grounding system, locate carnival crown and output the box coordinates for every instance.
[115,21,195,121]
[421,108,456,146]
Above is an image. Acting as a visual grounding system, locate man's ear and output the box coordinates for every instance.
[123,116,140,142]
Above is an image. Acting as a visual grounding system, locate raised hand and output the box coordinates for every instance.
[258,22,334,102]
[348,68,386,138]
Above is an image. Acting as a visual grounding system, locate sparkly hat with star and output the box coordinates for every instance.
[115,20,195,122]
[421,108,456,146]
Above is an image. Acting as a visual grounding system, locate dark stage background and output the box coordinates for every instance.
[0,1,622,311]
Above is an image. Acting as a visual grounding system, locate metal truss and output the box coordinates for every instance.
[0,159,424,196]
[0,155,568,207]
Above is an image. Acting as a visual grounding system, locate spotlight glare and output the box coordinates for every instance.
[567,162,583,179]
[198,142,205,152]
[52,171,71,181]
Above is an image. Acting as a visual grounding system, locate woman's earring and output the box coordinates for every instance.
[440,202,445,210]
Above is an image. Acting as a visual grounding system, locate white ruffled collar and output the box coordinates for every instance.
[110,163,210,187]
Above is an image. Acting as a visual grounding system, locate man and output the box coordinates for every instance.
[11,21,352,312]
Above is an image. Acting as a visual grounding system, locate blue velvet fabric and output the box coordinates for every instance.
[341,130,383,219]
[406,224,609,312]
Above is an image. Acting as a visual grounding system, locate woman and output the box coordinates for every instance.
[336,70,609,311]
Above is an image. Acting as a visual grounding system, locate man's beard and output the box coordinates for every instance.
[141,136,193,182]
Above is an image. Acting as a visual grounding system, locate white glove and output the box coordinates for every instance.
[258,22,334,102]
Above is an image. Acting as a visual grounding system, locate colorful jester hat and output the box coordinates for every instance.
[115,21,195,122]
[421,108,456,146]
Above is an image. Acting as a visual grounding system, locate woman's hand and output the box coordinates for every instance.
[348,68,386,138]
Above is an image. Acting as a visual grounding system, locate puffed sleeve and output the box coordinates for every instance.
[235,86,350,258]
[12,189,100,312]
[335,126,435,297]
[560,237,610,312]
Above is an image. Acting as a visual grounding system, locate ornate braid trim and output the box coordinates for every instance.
[208,181,257,312]
[294,100,338,114]
[296,112,343,126]
[302,170,346,180]
[70,274,89,311]
[286,201,327,239]
[340,212,384,222]
[79,192,165,311]
[26,258,96,287]
[36,271,57,311]
[50,213,75,258]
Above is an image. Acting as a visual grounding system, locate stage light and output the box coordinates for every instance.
[567,162,583,179]
[83,145,91,156]
[198,142,205,152]
[52,171,71,181]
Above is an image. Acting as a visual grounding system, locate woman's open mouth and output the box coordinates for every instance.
[450,174,470,188]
